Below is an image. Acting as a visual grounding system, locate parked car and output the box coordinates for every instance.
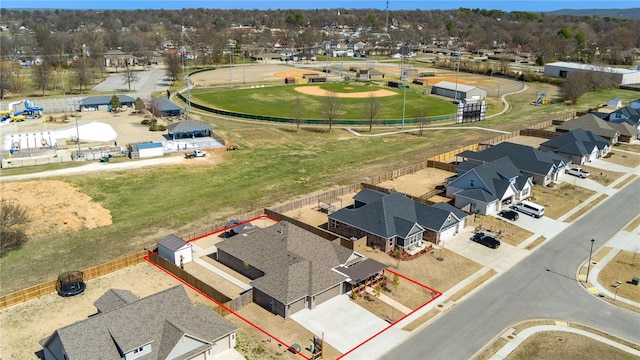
[498,209,519,221]
[566,167,590,178]
[510,200,545,218]
[184,149,206,159]
[471,233,501,249]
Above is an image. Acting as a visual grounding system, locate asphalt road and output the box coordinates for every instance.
[382,177,640,359]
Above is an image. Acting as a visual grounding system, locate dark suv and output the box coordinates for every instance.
[471,233,501,249]
[498,209,519,221]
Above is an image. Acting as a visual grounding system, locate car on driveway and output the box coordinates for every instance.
[471,233,501,249]
[566,167,590,178]
[498,209,519,221]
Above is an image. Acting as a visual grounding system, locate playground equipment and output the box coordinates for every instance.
[531,93,550,106]
[1,100,43,122]
[56,271,86,297]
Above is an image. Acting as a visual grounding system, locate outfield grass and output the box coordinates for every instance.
[1,83,639,295]
[191,83,457,121]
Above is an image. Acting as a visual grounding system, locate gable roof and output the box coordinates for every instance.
[608,121,639,137]
[79,94,136,107]
[449,157,530,202]
[556,113,619,139]
[42,286,237,360]
[457,142,567,176]
[151,97,183,112]
[541,128,610,155]
[158,234,190,252]
[93,288,139,313]
[432,80,478,93]
[216,221,353,304]
[329,190,462,238]
[608,106,640,126]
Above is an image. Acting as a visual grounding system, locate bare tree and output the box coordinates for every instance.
[0,61,16,100]
[32,63,52,96]
[364,94,380,132]
[413,105,430,136]
[322,93,342,133]
[72,58,92,93]
[0,201,29,258]
[291,96,304,132]
[164,53,182,81]
[120,64,140,91]
[562,71,591,105]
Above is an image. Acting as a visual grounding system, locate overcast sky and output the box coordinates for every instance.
[2,0,638,12]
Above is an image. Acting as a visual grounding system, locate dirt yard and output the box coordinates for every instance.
[0,180,112,236]
[376,167,456,198]
[0,262,198,360]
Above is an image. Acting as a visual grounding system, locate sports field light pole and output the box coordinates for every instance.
[241,46,247,84]
[229,44,234,89]
[585,238,595,283]
[401,55,407,129]
[454,55,460,102]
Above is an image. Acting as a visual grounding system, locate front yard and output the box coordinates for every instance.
[531,183,596,219]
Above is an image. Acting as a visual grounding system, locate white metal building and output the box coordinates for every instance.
[430,81,487,101]
[544,62,640,85]
[158,234,192,267]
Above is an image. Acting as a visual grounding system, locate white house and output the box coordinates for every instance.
[158,234,192,267]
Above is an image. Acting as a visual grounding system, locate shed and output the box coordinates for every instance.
[431,81,486,101]
[150,98,183,117]
[78,95,135,112]
[166,120,214,140]
[135,142,164,158]
[158,234,192,267]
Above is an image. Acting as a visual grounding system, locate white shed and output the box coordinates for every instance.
[607,97,622,109]
[158,234,192,267]
[136,142,164,158]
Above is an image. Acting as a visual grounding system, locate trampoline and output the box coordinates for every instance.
[56,271,86,297]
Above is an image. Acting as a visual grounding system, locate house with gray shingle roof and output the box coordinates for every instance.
[215,221,383,318]
[556,113,619,143]
[540,128,611,165]
[328,189,467,253]
[607,101,640,140]
[40,286,238,360]
[446,157,533,215]
[456,142,571,186]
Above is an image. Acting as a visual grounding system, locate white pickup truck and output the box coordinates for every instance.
[184,149,207,159]
[566,167,590,178]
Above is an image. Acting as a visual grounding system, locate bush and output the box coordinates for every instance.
[157,125,166,131]
[0,201,29,258]
[148,125,157,131]
[148,125,166,132]
[141,119,150,125]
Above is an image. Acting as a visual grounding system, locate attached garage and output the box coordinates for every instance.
[439,225,457,240]
[313,283,342,308]
[288,296,307,316]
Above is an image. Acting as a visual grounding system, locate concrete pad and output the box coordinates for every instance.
[291,294,387,353]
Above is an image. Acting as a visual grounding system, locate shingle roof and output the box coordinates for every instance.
[216,221,353,304]
[450,157,530,202]
[151,97,183,112]
[556,113,619,139]
[457,142,565,177]
[166,120,214,134]
[608,121,638,137]
[93,288,139,313]
[541,128,610,155]
[158,234,190,252]
[42,286,237,360]
[329,190,462,238]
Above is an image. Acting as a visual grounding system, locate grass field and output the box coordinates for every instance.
[1,81,639,295]
[191,82,457,121]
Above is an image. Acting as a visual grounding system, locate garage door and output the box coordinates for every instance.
[289,296,306,316]
[486,201,496,214]
[315,283,342,306]
[439,226,457,240]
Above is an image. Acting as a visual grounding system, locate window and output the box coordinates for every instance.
[133,347,144,354]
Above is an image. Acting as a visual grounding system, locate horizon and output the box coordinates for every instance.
[1,0,639,12]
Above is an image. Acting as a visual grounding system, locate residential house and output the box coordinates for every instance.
[456,142,570,185]
[556,113,619,144]
[40,286,238,360]
[446,157,533,214]
[539,128,611,165]
[215,221,386,318]
[607,102,640,140]
[328,189,468,253]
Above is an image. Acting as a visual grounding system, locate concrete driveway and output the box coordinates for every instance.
[290,294,387,353]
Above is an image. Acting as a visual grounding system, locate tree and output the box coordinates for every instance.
[164,53,182,81]
[392,274,400,293]
[110,95,122,112]
[562,71,590,104]
[32,63,52,96]
[413,105,430,136]
[134,97,146,112]
[364,94,380,132]
[0,201,29,258]
[0,61,16,100]
[322,93,342,133]
[120,64,140,91]
[373,284,382,301]
[291,96,304,132]
[72,58,92,93]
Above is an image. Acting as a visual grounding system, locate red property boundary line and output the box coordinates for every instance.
[146,216,442,360]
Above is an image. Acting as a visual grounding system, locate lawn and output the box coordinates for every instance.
[191,83,457,121]
[530,183,596,219]
[597,250,640,303]
[1,84,638,295]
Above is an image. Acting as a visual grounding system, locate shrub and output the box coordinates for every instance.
[156,125,166,131]
[148,125,157,131]
[141,119,150,125]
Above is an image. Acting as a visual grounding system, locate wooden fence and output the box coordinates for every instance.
[147,253,252,316]
[520,129,559,139]
[0,250,147,310]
